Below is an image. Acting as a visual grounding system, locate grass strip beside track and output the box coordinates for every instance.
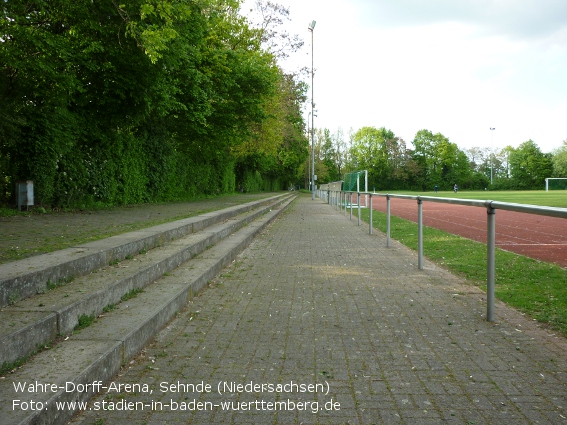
[359,208,567,337]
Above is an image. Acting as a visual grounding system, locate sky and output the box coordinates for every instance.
[241,0,567,153]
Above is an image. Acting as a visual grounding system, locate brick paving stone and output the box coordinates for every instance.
[69,195,567,425]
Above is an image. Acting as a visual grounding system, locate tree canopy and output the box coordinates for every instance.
[0,0,309,207]
[308,125,562,192]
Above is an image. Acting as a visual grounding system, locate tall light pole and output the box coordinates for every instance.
[307,111,311,191]
[308,20,316,200]
[490,127,495,184]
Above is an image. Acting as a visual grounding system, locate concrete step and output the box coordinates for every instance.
[0,194,292,369]
[0,195,295,425]
[0,195,289,308]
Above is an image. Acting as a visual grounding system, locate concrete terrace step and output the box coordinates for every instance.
[0,195,295,425]
[0,194,290,308]
[0,194,292,368]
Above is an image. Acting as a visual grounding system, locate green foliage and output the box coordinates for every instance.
[482,141,554,190]
[552,140,567,177]
[1,0,307,208]
[121,288,144,302]
[319,129,341,183]
[412,129,472,190]
[508,140,553,189]
[75,314,95,331]
[347,127,420,190]
[241,170,264,193]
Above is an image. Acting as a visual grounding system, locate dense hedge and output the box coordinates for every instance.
[0,1,308,209]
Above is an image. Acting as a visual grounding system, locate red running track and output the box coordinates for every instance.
[363,196,567,268]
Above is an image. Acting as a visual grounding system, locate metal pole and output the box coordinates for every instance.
[386,195,391,247]
[365,170,368,207]
[418,198,423,270]
[310,24,315,201]
[307,112,311,192]
[486,202,496,322]
[369,194,373,235]
[357,192,361,226]
[490,127,495,185]
[350,193,353,220]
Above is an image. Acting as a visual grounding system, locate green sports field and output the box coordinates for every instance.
[372,190,567,208]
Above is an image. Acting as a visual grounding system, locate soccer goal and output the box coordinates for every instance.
[343,170,368,207]
[545,178,567,191]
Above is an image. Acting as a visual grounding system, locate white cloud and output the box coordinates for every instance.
[242,0,567,152]
[356,0,567,39]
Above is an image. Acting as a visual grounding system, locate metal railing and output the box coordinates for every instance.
[319,189,567,322]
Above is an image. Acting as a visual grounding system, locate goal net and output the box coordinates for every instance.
[545,178,567,191]
[343,170,368,206]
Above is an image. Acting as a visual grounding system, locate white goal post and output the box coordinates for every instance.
[545,178,567,191]
[343,170,368,207]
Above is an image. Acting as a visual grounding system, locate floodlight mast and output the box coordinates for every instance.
[307,111,311,190]
[309,20,316,200]
[490,127,496,184]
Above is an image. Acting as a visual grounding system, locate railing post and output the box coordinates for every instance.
[418,197,423,270]
[350,192,353,220]
[357,192,361,226]
[386,195,391,247]
[369,194,373,235]
[486,201,496,322]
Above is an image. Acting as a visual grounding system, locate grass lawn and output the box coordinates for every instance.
[370,190,567,208]
[358,205,567,337]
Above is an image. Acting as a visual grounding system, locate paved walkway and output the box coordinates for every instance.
[70,195,567,425]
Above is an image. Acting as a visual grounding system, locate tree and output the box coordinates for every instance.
[552,140,567,177]
[412,129,471,190]
[331,127,348,179]
[248,0,303,60]
[508,140,553,189]
[317,129,340,183]
[0,0,310,206]
[229,1,308,190]
[349,127,395,189]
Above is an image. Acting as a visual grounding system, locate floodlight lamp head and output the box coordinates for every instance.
[308,20,316,30]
